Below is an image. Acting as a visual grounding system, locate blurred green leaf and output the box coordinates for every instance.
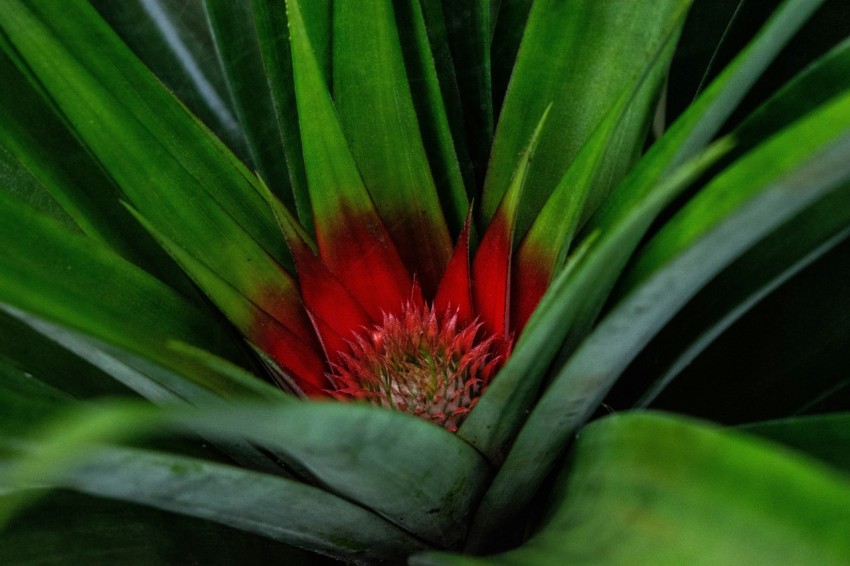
[1,444,426,562]
[1,400,490,549]
[741,413,850,473]
[0,490,319,566]
[416,412,850,563]
[0,358,71,435]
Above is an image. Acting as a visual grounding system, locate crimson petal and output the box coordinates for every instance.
[275,204,374,364]
[472,210,512,337]
[510,240,551,334]
[250,318,328,396]
[435,215,474,323]
[316,206,419,321]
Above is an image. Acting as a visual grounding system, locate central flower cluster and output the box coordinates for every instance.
[328,304,512,431]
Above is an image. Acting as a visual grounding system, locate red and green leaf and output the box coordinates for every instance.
[286,0,417,320]
[473,108,550,338]
[333,0,457,297]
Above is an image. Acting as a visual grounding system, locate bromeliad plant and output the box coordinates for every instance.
[1,0,850,563]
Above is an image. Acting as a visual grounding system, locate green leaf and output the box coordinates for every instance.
[124,205,308,368]
[415,412,850,563]
[0,490,319,566]
[0,1,301,318]
[2,400,491,549]
[0,358,72,436]
[608,38,850,409]
[483,0,691,235]
[416,0,474,193]
[741,413,850,474]
[2,305,293,477]
[514,21,685,302]
[249,0,314,230]
[586,0,826,237]
[285,0,381,224]
[394,0,470,232]
[333,0,456,295]
[0,50,193,293]
[460,140,729,463]
[470,84,850,544]
[617,183,850,411]
[460,0,829,473]
[0,193,297,468]
[0,141,76,230]
[651,234,850,423]
[1,446,426,562]
[0,191,240,370]
[204,0,308,222]
[90,0,248,157]
[0,309,131,400]
[440,0,493,188]
[491,0,532,116]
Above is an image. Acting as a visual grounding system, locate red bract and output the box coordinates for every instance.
[249,0,556,430]
[259,200,537,431]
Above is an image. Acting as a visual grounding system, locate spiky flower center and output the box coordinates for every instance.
[328,304,511,431]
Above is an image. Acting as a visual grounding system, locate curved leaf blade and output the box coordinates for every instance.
[416,412,850,563]
[471,85,850,543]
[1,446,426,562]
[2,400,491,549]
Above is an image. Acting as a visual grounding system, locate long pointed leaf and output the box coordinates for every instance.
[333,0,454,296]
[0,1,304,326]
[460,0,828,469]
[91,0,248,156]
[483,0,690,235]
[203,1,292,192]
[609,38,850,408]
[471,86,850,543]
[395,0,470,232]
